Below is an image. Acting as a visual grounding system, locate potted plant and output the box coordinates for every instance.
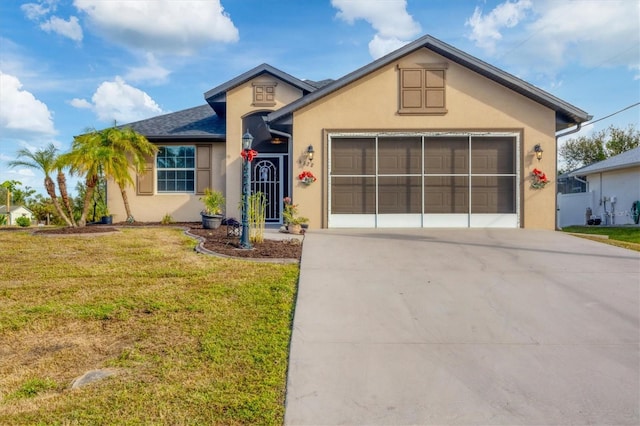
[101,208,112,225]
[282,197,308,234]
[200,188,225,229]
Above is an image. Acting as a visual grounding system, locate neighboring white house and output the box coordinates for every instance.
[567,147,640,226]
[0,205,35,226]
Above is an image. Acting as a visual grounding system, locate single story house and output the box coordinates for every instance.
[568,147,640,225]
[110,34,590,229]
[0,205,34,226]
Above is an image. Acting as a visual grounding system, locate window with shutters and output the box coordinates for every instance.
[156,146,195,193]
[253,82,277,107]
[398,64,448,115]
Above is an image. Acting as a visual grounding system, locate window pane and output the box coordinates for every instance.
[331,177,375,214]
[471,176,515,213]
[424,176,468,213]
[378,176,421,213]
[378,137,421,175]
[156,146,196,193]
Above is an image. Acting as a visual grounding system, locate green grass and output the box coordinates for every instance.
[562,225,640,251]
[0,227,299,425]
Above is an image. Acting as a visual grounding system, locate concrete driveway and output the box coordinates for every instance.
[285,229,640,425]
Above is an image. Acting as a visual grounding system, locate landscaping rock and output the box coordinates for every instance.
[71,369,117,389]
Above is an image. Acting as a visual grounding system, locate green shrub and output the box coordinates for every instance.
[15,216,31,227]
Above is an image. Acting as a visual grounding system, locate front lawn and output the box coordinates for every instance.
[562,225,640,251]
[0,227,299,425]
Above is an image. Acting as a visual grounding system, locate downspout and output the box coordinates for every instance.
[555,122,583,230]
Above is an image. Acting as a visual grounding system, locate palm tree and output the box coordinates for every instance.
[58,132,110,226]
[103,126,157,222]
[8,144,75,227]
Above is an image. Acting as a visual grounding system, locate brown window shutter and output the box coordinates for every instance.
[398,64,448,115]
[196,145,211,194]
[136,154,155,195]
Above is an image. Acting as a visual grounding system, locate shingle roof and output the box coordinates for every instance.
[204,63,317,103]
[0,205,32,214]
[569,147,640,176]
[267,34,591,130]
[123,105,225,140]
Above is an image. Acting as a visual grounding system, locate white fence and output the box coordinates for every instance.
[557,191,595,228]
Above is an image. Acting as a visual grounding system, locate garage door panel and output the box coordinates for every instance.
[424,176,468,213]
[331,138,376,175]
[425,137,468,174]
[378,137,421,174]
[471,176,515,213]
[379,176,421,214]
[471,137,515,174]
[331,177,375,214]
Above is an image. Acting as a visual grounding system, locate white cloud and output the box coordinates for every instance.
[71,77,164,123]
[69,98,92,109]
[124,53,171,84]
[0,71,56,136]
[40,15,83,42]
[332,0,421,59]
[21,0,57,20]
[466,0,640,75]
[466,0,532,53]
[73,0,239,55]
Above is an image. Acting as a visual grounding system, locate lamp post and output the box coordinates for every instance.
[240,130,254,249]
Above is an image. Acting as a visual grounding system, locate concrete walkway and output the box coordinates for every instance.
[285,229,640,425]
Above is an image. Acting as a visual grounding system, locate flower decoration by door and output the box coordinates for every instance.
[298,170,317,185]
[241,149,258,162]
[530,168,549,189]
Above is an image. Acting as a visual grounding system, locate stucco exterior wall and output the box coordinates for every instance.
[106,142,226,222]
[225,76,304,219]
[585,166,640,225]
[289,48,557,229]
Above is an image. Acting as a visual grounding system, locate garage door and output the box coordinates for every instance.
[328,133,519,228]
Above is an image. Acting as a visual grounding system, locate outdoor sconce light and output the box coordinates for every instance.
[534,144,543,161]
[306,145,315,162]
[271,137,283,145]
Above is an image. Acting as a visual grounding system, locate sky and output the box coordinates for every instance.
[1,0,639,196]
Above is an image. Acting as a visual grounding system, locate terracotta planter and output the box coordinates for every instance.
[288,224,302,234]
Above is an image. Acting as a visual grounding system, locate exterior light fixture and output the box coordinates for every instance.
[534,144,543,161]
[240,130,254,249]
[306,145,315,161]
[271,137,283,145]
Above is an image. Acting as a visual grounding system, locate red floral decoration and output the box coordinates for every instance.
[531,168,549,189]
[298,170,317,185]
[241,149,258,162]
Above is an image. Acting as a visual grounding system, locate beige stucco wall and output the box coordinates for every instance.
[225,75,305,219]
[290,47,558,229]
[106,142,225,222]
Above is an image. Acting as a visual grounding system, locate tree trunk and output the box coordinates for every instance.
[119,183,134,222]
[57,170,76,226]
[44,176,74,227]
[78,175,98,227]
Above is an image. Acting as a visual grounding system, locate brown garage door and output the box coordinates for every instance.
[329,133,518,228]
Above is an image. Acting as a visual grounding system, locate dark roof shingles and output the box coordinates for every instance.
[124,105,225,139]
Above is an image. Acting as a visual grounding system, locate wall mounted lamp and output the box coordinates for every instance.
[306,145,315,162]
[534,144,543,161]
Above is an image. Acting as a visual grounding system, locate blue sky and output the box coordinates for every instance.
[1,0,638,195]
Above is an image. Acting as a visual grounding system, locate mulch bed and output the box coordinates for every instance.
[30,223,302,260]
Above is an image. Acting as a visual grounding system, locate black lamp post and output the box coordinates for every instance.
[240,130,254,249]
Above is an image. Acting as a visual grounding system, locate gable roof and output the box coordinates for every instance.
[267,34,591,131]
[123,105,225,141]
[204,63,317,104]
[0,205,32,214]
[569,147,640,176]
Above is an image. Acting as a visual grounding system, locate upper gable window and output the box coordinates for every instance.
[253,82,277,107]
[398,63,448,115]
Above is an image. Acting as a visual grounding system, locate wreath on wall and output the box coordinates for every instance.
[530,168,549,189]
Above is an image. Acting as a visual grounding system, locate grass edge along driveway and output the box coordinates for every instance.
[562,225,640,252]
[0,227,299,425]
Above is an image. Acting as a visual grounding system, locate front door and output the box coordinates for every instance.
[251,155,284,223]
